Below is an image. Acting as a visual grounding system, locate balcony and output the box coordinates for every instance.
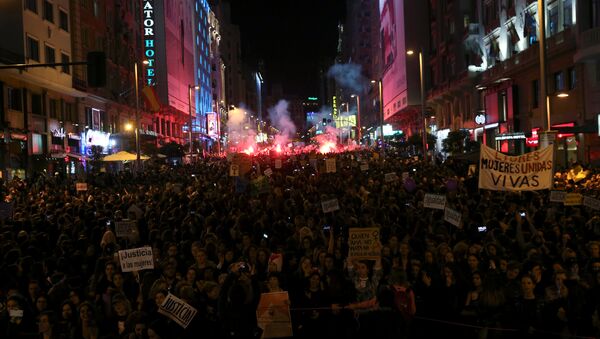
[574,27,600,63]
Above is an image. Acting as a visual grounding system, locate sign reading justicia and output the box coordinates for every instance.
[142,0,156,85]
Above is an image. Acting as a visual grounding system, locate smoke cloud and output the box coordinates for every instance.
[326,63,367,94]
[268,100,296,146]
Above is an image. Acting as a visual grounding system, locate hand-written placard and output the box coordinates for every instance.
[256,292,293,338]
[115,220,139,240]
[385,172,398,182]
[348,228,380,260]
[158,293,197,329]
[360,162,369,171]
[564,193,583,206]
[444,207,462,227]
[325,158,336,173]
[584,196,600,210]
[118,246,154,272]
[321,199,340,213]
[229,164,240,177]
[76,183,88,191]
[423,194,446,210]
[549,190,566,203]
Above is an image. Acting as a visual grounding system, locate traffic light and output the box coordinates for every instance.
[87,51,106,87]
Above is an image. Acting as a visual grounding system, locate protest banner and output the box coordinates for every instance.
[385,172,398,182]
[360,162,369,171]
[348,228,380,260]
[444,207,462,227]
[115,220,139,240]
[549,191,566,203]
[325,158,336,173]
[229,164,240,177]
[321,199,340,213]
[274,159,282,169]
[118,246,154,272]
[264,168,273,177]
[76,183,88,191]
[158,293,197,329]
[584,196,600,211]
[564,193,583,206]
[478,144,553,191]
[256,292,293,338]
[423,193,446,210]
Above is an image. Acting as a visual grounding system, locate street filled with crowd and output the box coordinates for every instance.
[1,150,600,338]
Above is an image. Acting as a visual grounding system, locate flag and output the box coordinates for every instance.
[142,86,160,112]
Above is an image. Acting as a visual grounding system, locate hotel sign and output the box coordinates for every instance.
[143,0,156,85]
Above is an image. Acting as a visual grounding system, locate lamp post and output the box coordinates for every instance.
[351,94,361,143]
[407,50,427,161]
[371,79,385,158]
[133,62,142,172]
[188,84,200,159]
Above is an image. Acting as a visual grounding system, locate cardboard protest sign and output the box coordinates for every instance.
[348,228,380,260]
[360,162,369,171]
[549,191,566,203]
[423,193,446,210]
[384,172,398,182]
[256,292,293,338]
[264,168,273,177]
[584,196,600,210]
[274,159,282,169]
[444,207,462,227]
[321,199,340,213]
[76,183,88,191]
[563,193,583,206]
[115,220,139,240]
[478,144,553,191]
[229,164,240,177]
[118,246,154,272]
[158,293,198,329]
[325,158,336,173]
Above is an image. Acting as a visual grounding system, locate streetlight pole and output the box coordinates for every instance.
[371,80,385,158]
[351,94,361,143]
[408,50,427,161]
[134,62,141,172]
[188,84,200,160]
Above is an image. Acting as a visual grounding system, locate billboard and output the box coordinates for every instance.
[206,112,218,138]
[379,0,407,121]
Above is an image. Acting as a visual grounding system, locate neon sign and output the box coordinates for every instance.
[143,0,156,85]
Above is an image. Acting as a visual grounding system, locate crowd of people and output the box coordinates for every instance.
[1,149,600,339]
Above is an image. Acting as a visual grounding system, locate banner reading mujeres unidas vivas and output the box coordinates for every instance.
[478,144,553,191]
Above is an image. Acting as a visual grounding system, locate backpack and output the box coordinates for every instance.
[392,285,416,320]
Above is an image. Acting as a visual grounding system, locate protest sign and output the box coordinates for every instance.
[76,183,88,191]
[563,193,583,206]
[584,196,600,211]
[118,246,154,272]
[115,220,139,240]
[321,199,340,213]
[478,144,553,191]
[423,193,446,210]
[274,159,282,169]
[549,191,566,203]
[264,168,273,177]
[158,293,197,329]
[325,158,336,173]
[444,207,462,227]
[360,162,369,171]
[229,164,240,177]
[256,292,293,338]
[468,164,477,177]
[385,172,398,182]
[348,228,380,260]
[402,172,409,181]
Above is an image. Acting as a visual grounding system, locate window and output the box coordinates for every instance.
[7,88,22,111]
[61,53,70,74]
[49,99,58,119]
[593,0,600,28]
[563,0,573,27]
[549,5,558,35]
[43,0,53,23]
[27,36,40,61]
[93,0,99,17]
[45,45,55,66]
[25,0,38,13]
[568,67,576,90]
[554,71,565,92]
[31,93,43,115]
[532,79,539,108]
[59,9,68,31]
[64,102,75,122]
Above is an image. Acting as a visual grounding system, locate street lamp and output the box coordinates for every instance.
[351,94,361,142]
[188,84,201,158]
[371,79,385,158]
[133,61,148,172]
[407,49,427,161]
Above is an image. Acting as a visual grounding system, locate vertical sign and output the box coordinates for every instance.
[142,0,156,85]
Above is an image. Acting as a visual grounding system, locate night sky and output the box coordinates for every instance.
[229,0,346,98]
